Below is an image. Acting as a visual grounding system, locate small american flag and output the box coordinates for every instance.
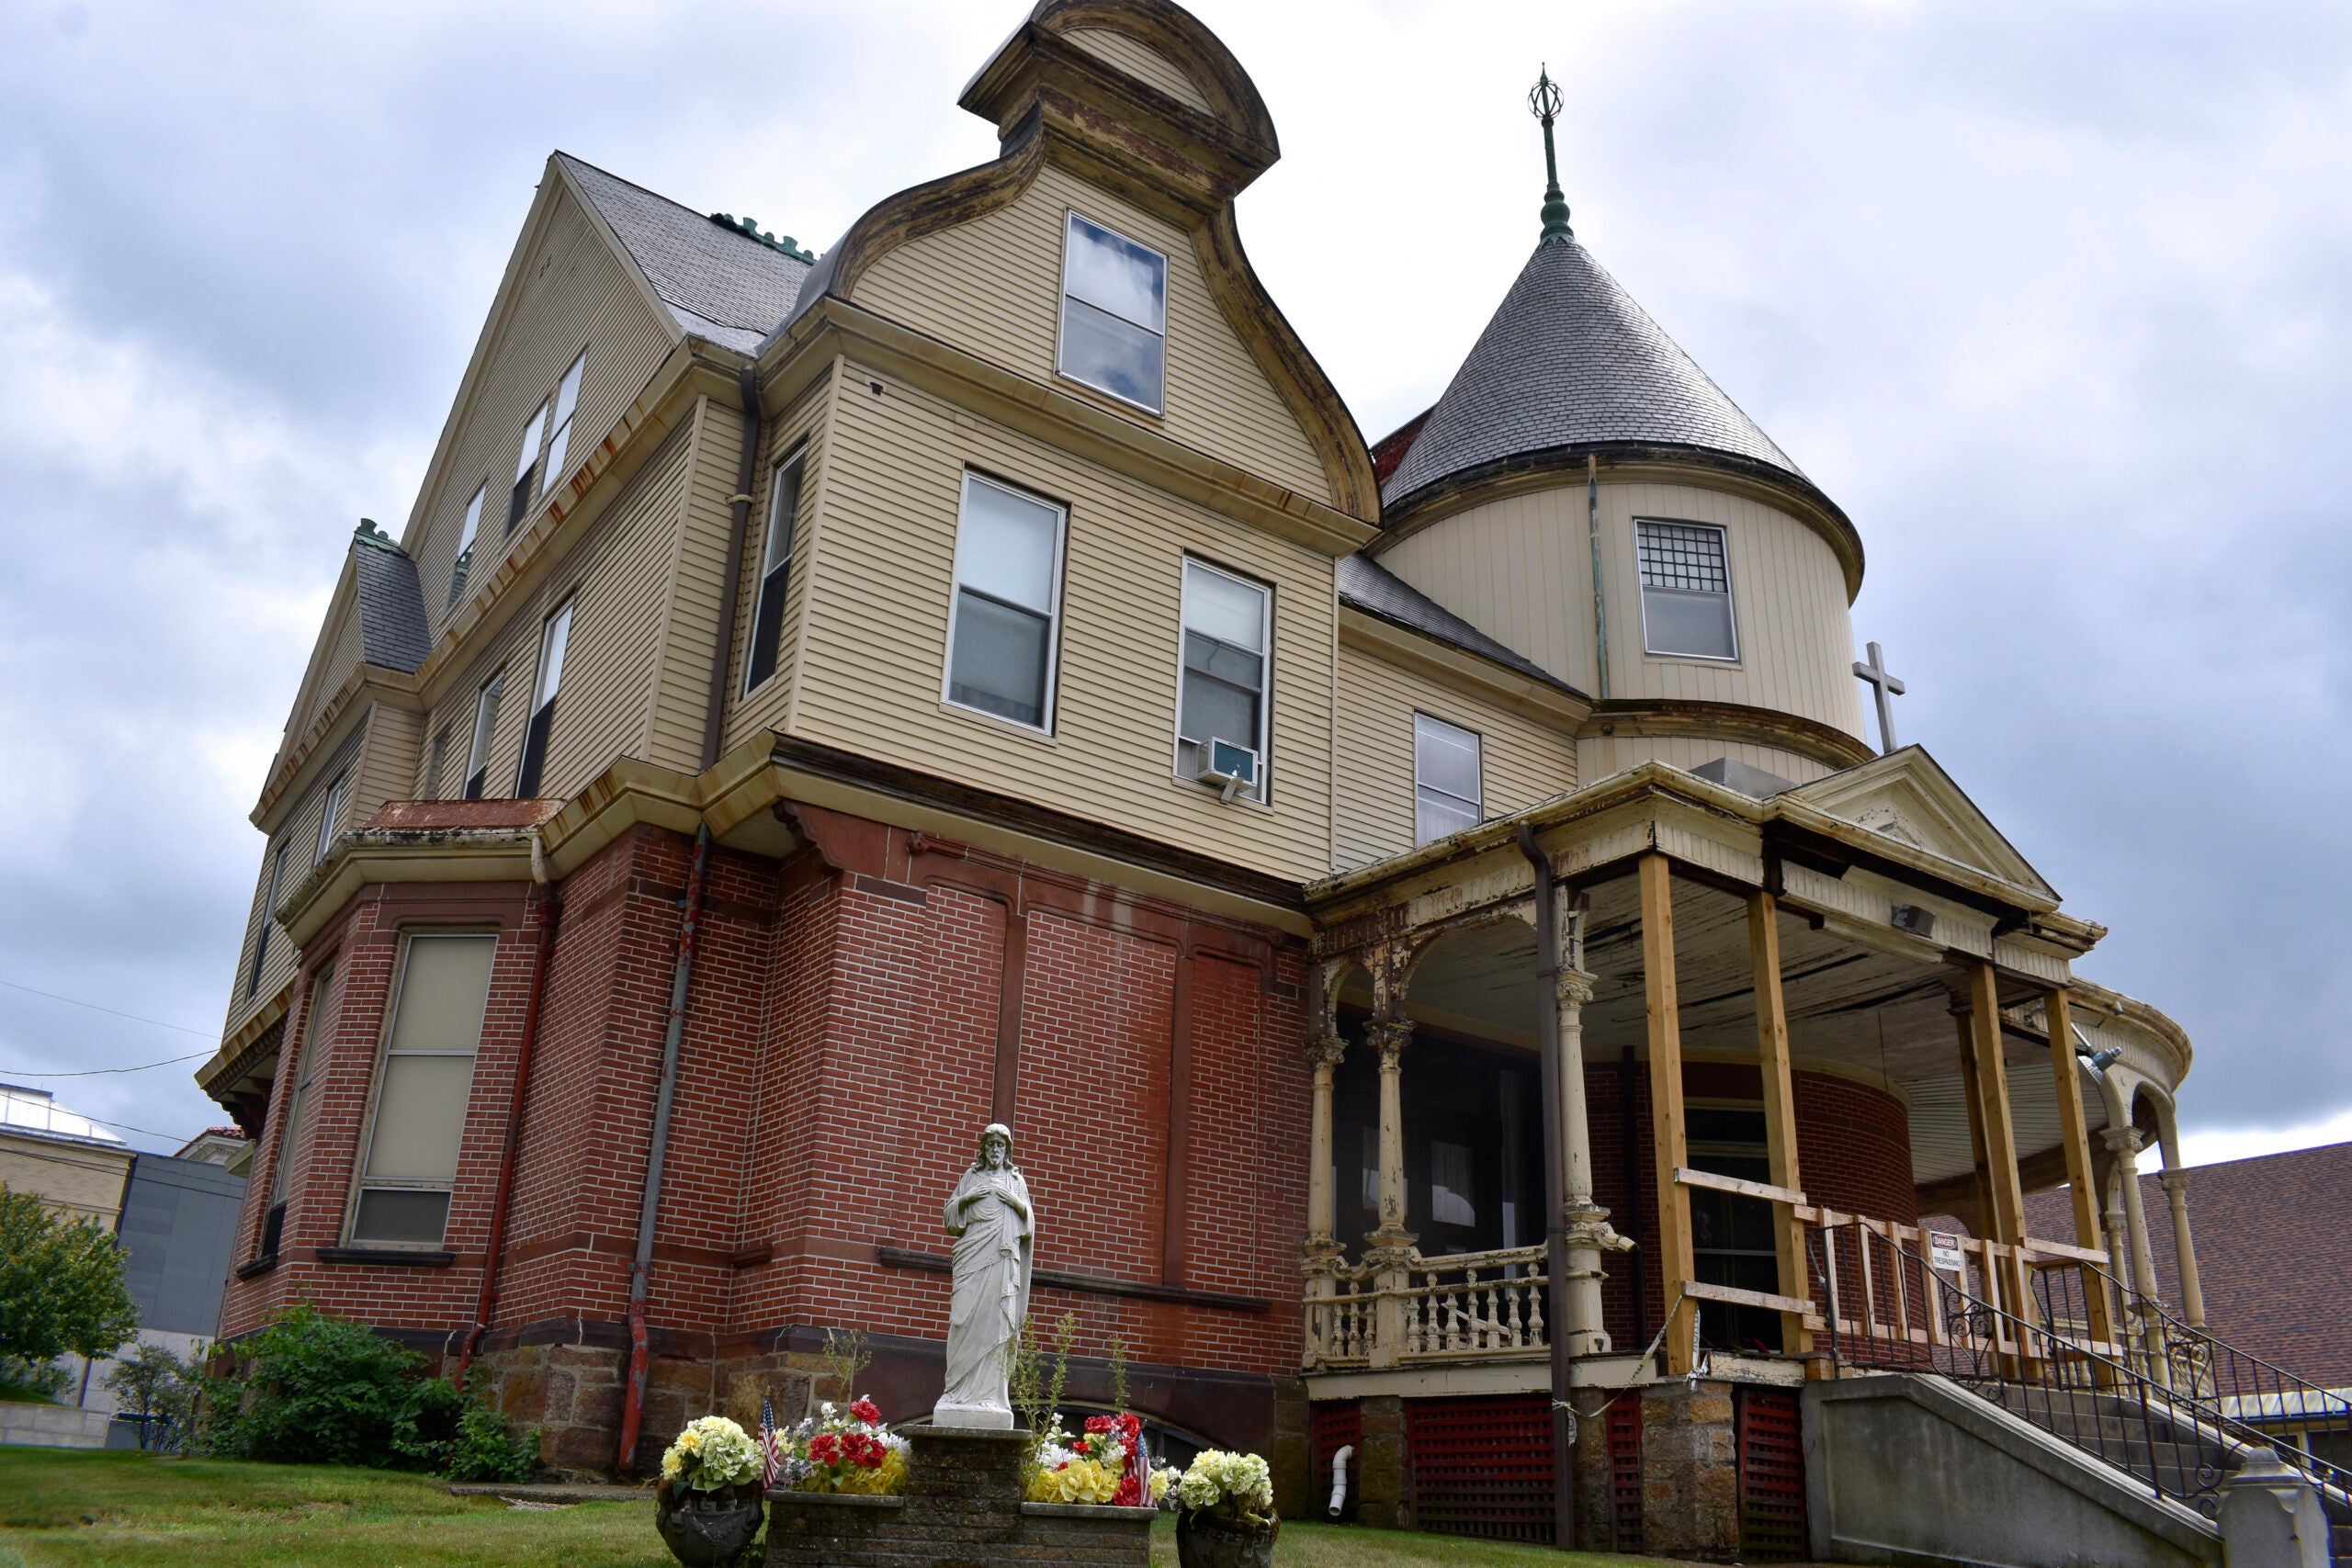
[758,1397,784,1491]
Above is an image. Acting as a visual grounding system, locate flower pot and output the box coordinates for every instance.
[655,1480,765,1566]
[1176,1508,1278,1568]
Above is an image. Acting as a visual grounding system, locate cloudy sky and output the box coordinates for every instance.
[0,1,2346,1166]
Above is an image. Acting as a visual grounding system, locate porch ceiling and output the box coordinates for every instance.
[1337,869,2110,1196]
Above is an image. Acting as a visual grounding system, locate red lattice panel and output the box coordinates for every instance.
[1404,1394,1555,1543]
[1736,1386,1807,1560]
[1311,1401,1362,1515]
[1607,1395,1644,1551]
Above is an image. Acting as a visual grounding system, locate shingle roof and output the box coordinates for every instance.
[350,531,430,674]
[1336,554,1582,698]
[557,153,813,355]
[2026,1142,2352,1390]
[1384,237,1802,510]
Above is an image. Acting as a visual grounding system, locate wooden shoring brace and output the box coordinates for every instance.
[1747,892,1815,1362]
[1964,961,2035,1373]
[1641,853,1699,1375]
[2043,988,2120,1382]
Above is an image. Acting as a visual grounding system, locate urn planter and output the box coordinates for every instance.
[1175,1509,1278,1568]
[655,1480,764,1566]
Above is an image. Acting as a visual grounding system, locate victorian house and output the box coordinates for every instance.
[197,3,2320,1560]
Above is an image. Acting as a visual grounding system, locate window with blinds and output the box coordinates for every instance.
[1413,713,1482,846]
[1635,518,1738,661]
[1175,558,1271,800]
[944,472,1066,731]
[350,933,496,1247]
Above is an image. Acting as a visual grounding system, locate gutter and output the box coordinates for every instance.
[616,822,712,1472]
[453,837,564,1392]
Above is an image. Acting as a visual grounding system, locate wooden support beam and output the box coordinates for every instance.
[1953,1008,1994,1236]
[1683,1279,1815,1317]
[1675,1167,1806,1207]
[1641,853,1697,1375]
[1747,891,1812,1357]
[2043,987,2120,1368]
[1967,962,2030,1248]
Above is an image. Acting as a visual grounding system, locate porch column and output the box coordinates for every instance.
[2159,1171,2206,1328]
[2042,988,2119,1359]
[1364,1017,1418,1369]
[1299,1032,1348,1363]
[1962,962,2029,1249]
[1748,892,1812,1357]
[1951,1005,1995,1236]
[1555,966,1623,1356]
[1639,852,1698,1375]
[2102,1125,2162,1301]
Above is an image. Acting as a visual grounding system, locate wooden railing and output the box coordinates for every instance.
[1302,1258,1377,1370]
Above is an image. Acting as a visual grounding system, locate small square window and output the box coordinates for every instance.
[1057,213,1167,414]
[1636,519,1738,661]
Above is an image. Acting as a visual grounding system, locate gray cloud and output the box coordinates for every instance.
[0,1,2342,1151]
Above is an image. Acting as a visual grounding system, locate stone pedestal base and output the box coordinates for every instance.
[765,1426,1155,1567]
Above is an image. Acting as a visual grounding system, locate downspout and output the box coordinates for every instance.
[454,830,563,1392]
[699,367,764,772]
[1516,823,1577,1552]
[1587,454,1608,699]
[617,821,712,1472]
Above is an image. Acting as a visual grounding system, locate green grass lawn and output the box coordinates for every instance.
[0,1449,1668,1568]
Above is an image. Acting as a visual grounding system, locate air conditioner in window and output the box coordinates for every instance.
[1196,739,1259,804]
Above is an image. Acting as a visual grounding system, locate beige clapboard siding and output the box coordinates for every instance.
[404,186,677,639]
[1332,641,1578,873]
[1377,481,1868,740]
[419,590,542,801]
[788,358,1336,883]
[523,425,694,800]
[290,590,365,745]
[720,379,836,754]
[639,397,746,773]
[849,162,1329,503]
[1063,28,1214,113]
[221,727,364,1037]
[1577,733,1837,789]
[350,702,424,824]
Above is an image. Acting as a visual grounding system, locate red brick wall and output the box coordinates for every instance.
[219,807,1309,1461]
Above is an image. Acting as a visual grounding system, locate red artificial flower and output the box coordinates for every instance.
[851,1397,882,1426]
[809,1432,842,1465]
[1115,1413,1141,1442]
[1114,1472,1143,1507]
[1084,1415,1114,1434]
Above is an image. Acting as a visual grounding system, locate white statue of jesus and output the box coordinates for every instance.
[933,1122,1034,1429]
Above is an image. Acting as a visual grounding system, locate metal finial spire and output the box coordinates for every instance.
[1529,66,1573,245]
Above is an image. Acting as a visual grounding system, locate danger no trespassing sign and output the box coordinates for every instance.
[1928,1231,1966,1273]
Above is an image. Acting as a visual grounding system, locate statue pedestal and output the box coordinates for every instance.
[765,1427,1155,1568]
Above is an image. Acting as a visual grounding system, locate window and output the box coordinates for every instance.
[1175,558,1271,799]
[1413,714,1482,846]
[505,400,548,536]
[445,484,485,612]
[245,843,292,1000]
[1686,1103,1781,1351]
[742,450,805,694]
[314,773,346,865]
[1057,212,1167,413]
[539,353,585,491]
[350,933,496,1247]
[513,600,572,798]
[462,671,503,800]
[261,964,332,1261]
[944,473,1065,730]
[1636,519,1737,661]
[1430,1140,1477,1227]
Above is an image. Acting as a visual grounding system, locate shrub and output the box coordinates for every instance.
[0,1359,72,1404]
[447,1400,541,1483]
[103,1341,203,1448]
[0,1185,138,1387]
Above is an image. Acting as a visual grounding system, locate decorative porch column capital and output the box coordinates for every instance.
[1555,968,1597,1008]
[1305,1033,1348,1071]
[2158,1168,2190,1195]
[1299,1236,1346,1271]
[1564,1199,1634,1253]
[1365,1018,1412,1065]
[2101,1125,2145,1156]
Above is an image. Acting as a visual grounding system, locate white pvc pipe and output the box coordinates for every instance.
[1328,1444,1353,1518]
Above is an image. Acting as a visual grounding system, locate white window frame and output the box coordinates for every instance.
[1055,209,1169,416]
[539,351,586,492]
[445,482,485,612]
[742,447,807,695]
[246,841,292,1000]
[462,670,503,800]
[513,598,573,797]
[1171,556,1273,802]
[1634,517,1741,664]
[940,470,1069,736]
[345,931,498,1250]
[312,773,347,866]
[1412,712,1484,847]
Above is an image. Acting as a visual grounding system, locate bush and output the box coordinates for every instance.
[0,1358,71,1404]
[103,1341,203,1448]
[198,1303,536,1481]
[0,1185,138,1387]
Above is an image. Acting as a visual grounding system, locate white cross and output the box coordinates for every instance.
[1852,640,1905,755]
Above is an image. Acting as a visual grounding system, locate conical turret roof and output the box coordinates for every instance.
[1383,236,1804,510]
